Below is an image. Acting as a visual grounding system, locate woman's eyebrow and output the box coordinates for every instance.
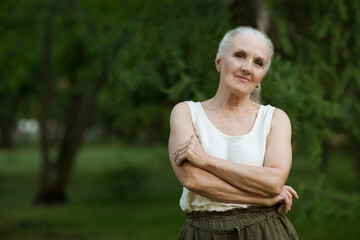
[233,48,266,62]
[256,57,266,62]
[233,48,246,53]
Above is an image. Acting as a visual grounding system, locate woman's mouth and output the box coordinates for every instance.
[235,75,250,82]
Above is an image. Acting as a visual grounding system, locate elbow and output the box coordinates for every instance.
[271,185,282,196]
[268,177,285,196]
[181,172,200,192]
[178,162,202,191]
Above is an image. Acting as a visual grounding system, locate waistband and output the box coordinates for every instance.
[186,206,275,220]
[184,206,278,233]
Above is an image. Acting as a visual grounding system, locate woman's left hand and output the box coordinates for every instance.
[276,185,298,214]
[173,134,210,168]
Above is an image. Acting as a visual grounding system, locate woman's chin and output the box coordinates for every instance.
[229,86,255,97]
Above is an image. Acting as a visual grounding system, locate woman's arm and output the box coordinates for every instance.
[169,102,283,206]
[174,108,296,198]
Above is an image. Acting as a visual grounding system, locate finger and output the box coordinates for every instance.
[174,147,187,165]
[277,203,284,213]
[285,190,292,201]
[174,141,192,159]
[176,152,189,166]
[173,145,183,156]
[289,187,299,199]
[289,195,292,212]
[178,138,197,156]
[284,198,291,214]
[282,193,291,214]
[276,195,284,204]
[174,146,185,161]
[283,200,289,214]
[173,137,193,155]
[176,148,191,162]
[284,186,297,198]
[173,145,182,158]
[285,192,292,213]
[285,190,292,203]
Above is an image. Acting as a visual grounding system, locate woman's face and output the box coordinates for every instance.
[216,32,270,97]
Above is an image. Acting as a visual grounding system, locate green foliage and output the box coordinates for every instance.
[96,0,231,142]
[4,0,359,158]
[264,0,360,162]
[0,0,43,119]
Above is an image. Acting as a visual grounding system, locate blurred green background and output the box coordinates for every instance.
[1,0,360,239]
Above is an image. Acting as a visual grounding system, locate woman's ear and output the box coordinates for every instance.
[215,58,221,73]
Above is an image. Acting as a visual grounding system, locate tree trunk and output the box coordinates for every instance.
[0,97,18,149]
[34,60,109,204]
[34,0,55,204]
[320,141,330,170]
[255,0,269,33]
[52,61,108,201]
[0,118,13,149]
[33,0,115,205]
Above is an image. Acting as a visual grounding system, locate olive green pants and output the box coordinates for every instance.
[178,206,298,240]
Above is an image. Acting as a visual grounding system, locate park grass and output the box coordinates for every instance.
[1,143,360,239]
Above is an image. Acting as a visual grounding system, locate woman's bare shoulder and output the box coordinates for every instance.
[169,102,195,139]
[170,102,191,120]
[171,101,190,112]
[271,108,291,133]
[170,102,192,128]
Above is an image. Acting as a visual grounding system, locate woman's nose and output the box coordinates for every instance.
[240,60,251,74]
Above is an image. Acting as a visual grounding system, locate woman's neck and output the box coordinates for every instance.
[207,86,256,112]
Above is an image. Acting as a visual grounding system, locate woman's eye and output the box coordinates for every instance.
[255,61,264,67]
[235,53,244,58]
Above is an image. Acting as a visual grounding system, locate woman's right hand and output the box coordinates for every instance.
[173,134,210,169]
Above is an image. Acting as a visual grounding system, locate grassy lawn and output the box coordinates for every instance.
[1,143,360,239]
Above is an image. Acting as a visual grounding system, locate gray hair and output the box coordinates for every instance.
[216,26,274,71]
[216,26,274,103]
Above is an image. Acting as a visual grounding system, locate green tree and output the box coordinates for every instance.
[265,0,360,176]
[98,0,232,143]
[34,0,139,204]
[0,0,42,148]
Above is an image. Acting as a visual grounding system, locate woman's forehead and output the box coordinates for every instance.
[230,33,270,59]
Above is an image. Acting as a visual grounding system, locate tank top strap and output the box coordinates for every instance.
[185,101,199,126]
[257,104,276,137]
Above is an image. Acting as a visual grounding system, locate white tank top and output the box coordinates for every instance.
[180,101,275,212]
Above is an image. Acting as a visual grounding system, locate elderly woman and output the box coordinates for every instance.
[168,26,299,239]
